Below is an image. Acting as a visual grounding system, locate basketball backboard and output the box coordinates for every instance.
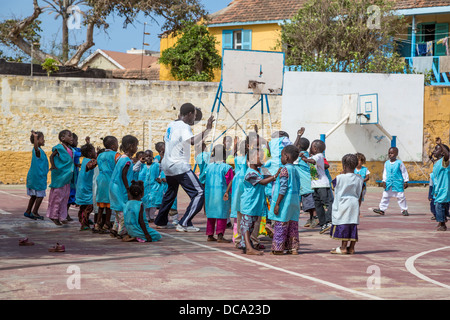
[221,49,285,95]
[358,93,379,125]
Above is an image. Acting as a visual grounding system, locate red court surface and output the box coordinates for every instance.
[0,185,449,301]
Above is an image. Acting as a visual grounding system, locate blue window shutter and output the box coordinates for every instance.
[242,29,252,50]
[222,30,233,50]
[435,23,449,56]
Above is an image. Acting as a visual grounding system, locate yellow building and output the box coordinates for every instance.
[160,0,450,84]
[159,0,303,81]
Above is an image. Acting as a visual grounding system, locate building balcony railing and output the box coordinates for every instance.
[284,56,450,86]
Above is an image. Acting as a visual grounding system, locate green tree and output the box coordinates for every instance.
[280,0,408,73]
[159,22,221,81]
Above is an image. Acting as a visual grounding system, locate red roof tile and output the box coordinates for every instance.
[101,50,159,69]
[395,0,450,10]
[208,0,450,25]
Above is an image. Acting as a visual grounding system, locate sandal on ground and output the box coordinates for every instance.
[19,238,35,246]
[79,225,90,231]
[287,249,299,255]
[373,208,385,216]
[217,234,231,243]
[48,243,65,252]
[271,250,285,255]
[207,235,217,241]
[330,247,347,255]
[31,213,44,220]
[24,212,37,220]
[50,218,62,226]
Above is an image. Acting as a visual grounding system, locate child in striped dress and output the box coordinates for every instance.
[269,145,301,255]
[239,148,280,255]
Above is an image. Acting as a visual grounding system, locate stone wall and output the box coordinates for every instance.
[0,75,282,184]
[1,75,449,186]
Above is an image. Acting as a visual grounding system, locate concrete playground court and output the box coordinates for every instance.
[0,184,449,302]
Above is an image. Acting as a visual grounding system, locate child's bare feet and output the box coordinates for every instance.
[246,248,264,255]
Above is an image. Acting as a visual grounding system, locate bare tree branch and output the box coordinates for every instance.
[7,0,62,64]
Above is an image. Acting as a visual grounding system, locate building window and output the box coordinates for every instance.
[222,29,252,51]
[234,30,242,50]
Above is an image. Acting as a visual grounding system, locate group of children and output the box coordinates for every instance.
[25,125,448,255]
[25,130,164,243]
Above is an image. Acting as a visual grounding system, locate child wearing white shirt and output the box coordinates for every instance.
[373,147,409,216]
[301,139,333,234]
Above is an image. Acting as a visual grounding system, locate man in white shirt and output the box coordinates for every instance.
[155,103,214,232]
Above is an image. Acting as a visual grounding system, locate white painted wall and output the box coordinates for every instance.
[281,72,425,162]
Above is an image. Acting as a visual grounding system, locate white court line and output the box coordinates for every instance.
[0,190,78,211]
[161,232,384,300]
[0,189,383,299]
[405,246,450,290]
[0,209,12,215]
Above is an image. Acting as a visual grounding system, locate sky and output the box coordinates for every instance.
[0,0,231,61]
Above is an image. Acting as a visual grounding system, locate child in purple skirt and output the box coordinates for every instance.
[330,154,364,255]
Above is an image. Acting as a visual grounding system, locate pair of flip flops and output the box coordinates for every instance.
[24,212,44,220]
[19,238,35,246]
[48,243,65,252]
[18,238,65,252]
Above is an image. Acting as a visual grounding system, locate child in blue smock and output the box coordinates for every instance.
[122,180,162,243]
[269,145,301,255]
[239,148,279,255]
[139,150,154,218]
[67,133,81,222]
[25,131,49,221]
[94,136,119,233]
[225,141,248,243]
[46,130,75,226]
[195,142,211,186]
[75,139,98,231]
[266,131,293,175]
[373,147,409,216]
[294,136,318,229]
[354,152,370,202]
[431,138,450,231]
[205,144,234,242]
[330,154,364,255]
[155,141,179,221]
[109,135,139,238]
[147,158,164,222]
